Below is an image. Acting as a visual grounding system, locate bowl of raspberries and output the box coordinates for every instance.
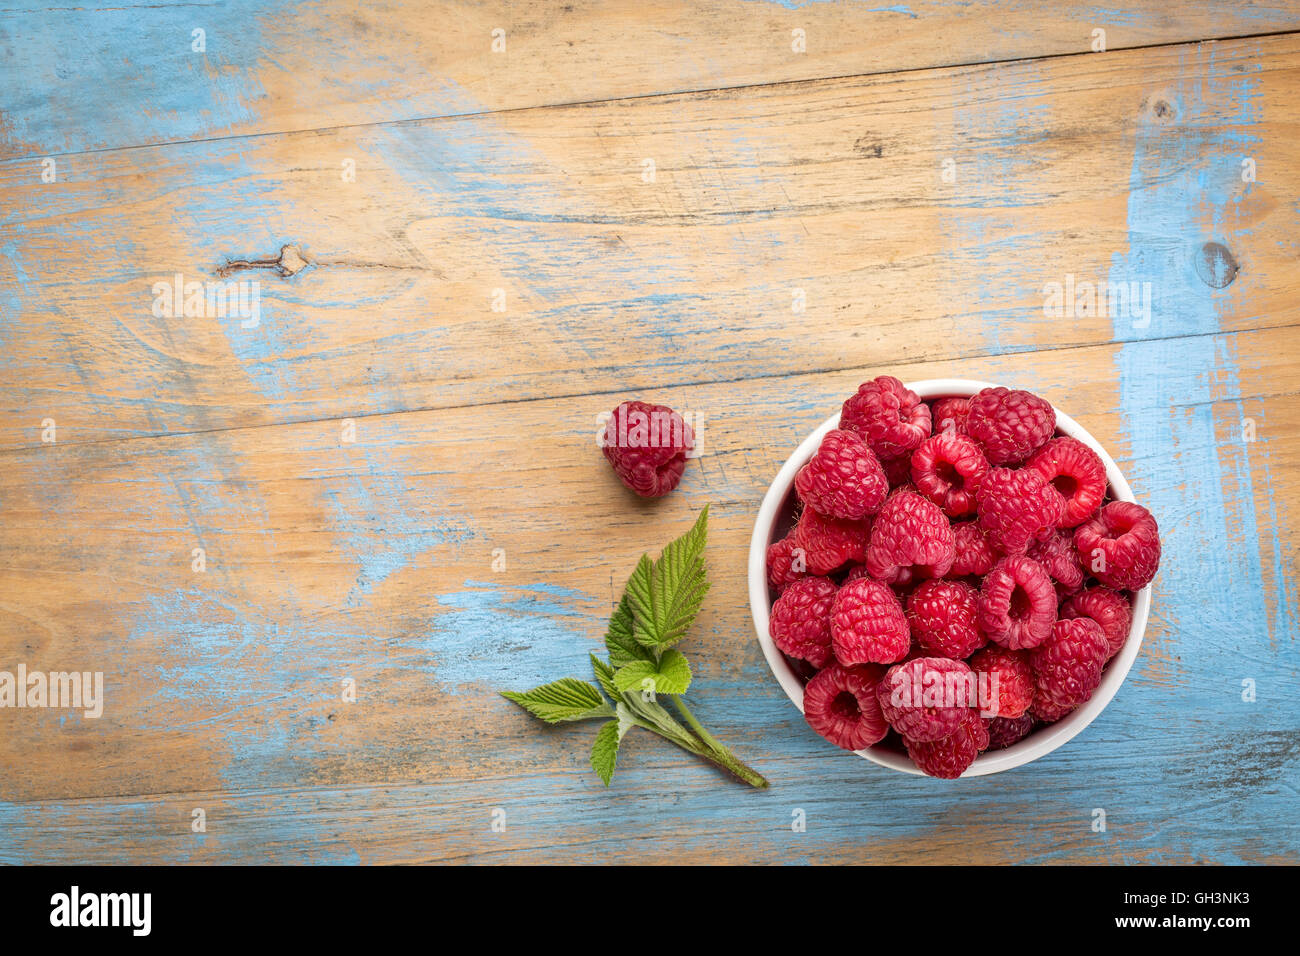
[748,377,1159,778]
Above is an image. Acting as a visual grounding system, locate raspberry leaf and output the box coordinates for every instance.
[626,506,711,649]
[590,653,620,700]
[500,678,613,724]
[500,504,767,788]
[590,721,620,786]
[615,702,638,740]
[612,649,692,696]
[605,592,654,667]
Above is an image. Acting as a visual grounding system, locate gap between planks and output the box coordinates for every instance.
[6,27,1300,165]
[3,324,1296,457]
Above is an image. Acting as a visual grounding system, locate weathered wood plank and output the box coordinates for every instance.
[2,751,1297,865]
[2,6,1297,868]
[2,0,1297,158]
[2,35,1297,450]
[0,325,1295,865]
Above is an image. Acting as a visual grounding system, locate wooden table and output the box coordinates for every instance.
[2,0,1297,864]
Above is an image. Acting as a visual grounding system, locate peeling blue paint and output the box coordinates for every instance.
[323,436,476,599]
[941,60,1052,356]
[0,797,362,865]
[0,4,270,155]
[430,581,602,691]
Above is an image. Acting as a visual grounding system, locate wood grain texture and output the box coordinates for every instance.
[2,0,1298,158]
[3,35,1299,450]
[0,327,1296,862]
[1,4,1298,865]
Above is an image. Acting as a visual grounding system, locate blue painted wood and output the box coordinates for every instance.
[0,10,1296,865]
[4,0,1299,157]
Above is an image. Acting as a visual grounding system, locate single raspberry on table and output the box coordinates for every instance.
[1073,501,1161,591]
[965,386,1056,466]
[795,429,888,521]
[1060,586,1132,660]
[950,520,999,577]
[876,657,975,742]
[931,397,970,435]
[1024,436,1108,528]
[907,579,985,660]
[769,576,838,668]
[766,536,809,592]
[1030,617,1109,713]
[968,646,1035,718]
[830,577,910,665]
[792,507,868,575]
[911,431,990,518]
[840,376,932,461]
[978,555,1057,650]
[905,709,989,778]
[976,467,1066,554]
[1027,528,1086,596]
[865,490,956,586]
[802,662,890,751]
[987,713,1035,750]
[601,400,694,497]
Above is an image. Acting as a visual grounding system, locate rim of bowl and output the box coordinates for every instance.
[747,378,1152,777]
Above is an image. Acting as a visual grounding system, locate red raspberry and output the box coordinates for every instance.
[769,576,837,668]
[905,709,989,778]
[766,536,808,592]
[802,662,889,751]
[792,507,868,575]
[1060,587,1132,660]
[881,453,914,489]
[899,641,928,663]
[830,577,910,665]
[842,563,871,584]
[795,429,888,520]
[976,467,1066,554]
[978,555,1057,650]
[910,432,989,518]
[931,397,970,435]
[840,376,932,460]
[906,579,985,659]
[987,713,1035,749]
[876,657,975,742]
[1030,618,1108,712]
[601,400,694,497]
[1027,528,1086,596]
[865,490,955,586]
[1024,437,1108,528]
[950,521,999,577]
[965,386,1056,466]
[1073,501,1161,591]
[1030,695,1075,723]
[968,646,1034,718]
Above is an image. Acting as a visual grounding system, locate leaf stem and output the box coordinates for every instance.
[671,696,769,789]
[672,696,721,751]
[678,734,770,789]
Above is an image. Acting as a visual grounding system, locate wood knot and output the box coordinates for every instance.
[854,136,884,158]
[216,243,311,279]
[1142,94,1178,123]
[1195,241,1239,288]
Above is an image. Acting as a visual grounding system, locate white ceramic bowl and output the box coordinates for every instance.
[748,379,1152,776]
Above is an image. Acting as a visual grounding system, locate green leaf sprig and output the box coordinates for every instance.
[500,506,768,789]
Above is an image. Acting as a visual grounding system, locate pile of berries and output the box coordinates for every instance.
[767,377,1160,778]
